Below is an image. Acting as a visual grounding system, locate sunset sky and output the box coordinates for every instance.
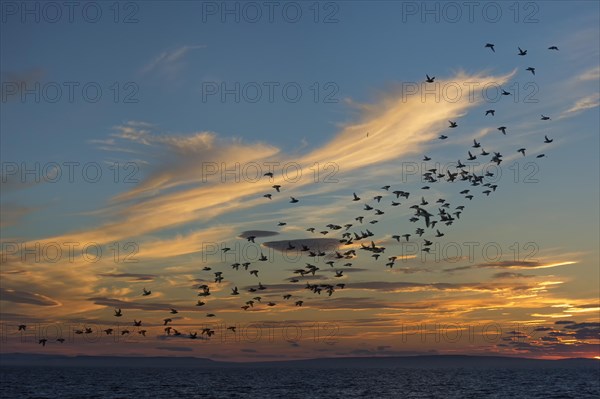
[1,1,599,361]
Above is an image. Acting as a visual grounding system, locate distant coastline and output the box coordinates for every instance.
[1,354,598,369]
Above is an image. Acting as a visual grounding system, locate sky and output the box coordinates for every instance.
[1,1,599,361]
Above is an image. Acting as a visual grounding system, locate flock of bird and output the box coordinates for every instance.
[24,43,559,346]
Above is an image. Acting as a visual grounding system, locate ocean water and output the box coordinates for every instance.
[1,367,599,398]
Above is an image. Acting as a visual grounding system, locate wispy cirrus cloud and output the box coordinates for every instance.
[445,260,578,273]
[558,93,600,119]
[45,71,513,255]
[576,65,600,82]
[141,45,206,79]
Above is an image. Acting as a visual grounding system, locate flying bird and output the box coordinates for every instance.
[518,46,527,55]
[485,43,495,52]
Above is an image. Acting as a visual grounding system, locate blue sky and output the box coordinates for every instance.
[1,1,599,360]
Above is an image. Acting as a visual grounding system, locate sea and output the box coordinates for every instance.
[1,367,599,398]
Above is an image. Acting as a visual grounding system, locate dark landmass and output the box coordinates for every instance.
[1,354,598,369]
